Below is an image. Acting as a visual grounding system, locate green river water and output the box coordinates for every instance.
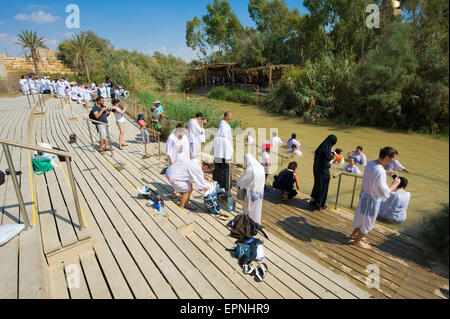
[166,93,449,240]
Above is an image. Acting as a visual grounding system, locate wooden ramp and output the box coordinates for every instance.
[1,95,447,299]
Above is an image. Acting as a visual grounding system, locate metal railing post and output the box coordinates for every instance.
[158,133,161,160]
[25,92,32,109]
[39,94,44,113]
[65,156,86,230]
[335,174,342,210]
[2,144,31,230]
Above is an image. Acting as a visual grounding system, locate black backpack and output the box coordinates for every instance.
[226,214,268,240]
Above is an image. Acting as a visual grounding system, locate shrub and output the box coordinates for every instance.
[423,202,449,263]
[207,86,261,105]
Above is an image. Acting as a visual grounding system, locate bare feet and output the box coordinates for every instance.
[352,240,372,250]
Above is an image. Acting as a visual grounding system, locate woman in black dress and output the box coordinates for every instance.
[310,135,337,210]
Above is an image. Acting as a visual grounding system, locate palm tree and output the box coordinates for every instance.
[15,30,47,74]
[66,33,94,82]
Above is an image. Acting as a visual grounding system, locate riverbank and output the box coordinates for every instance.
[160,92,449,242]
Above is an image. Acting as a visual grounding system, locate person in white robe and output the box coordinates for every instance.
[82,86,92,107]
[70,85,79,102]
[350,147,401,250]
[166,127,190,165]
[19,76,29,95]
[188,113,206,159]
[246,131,256,154]
[28,76,36,94]
[378,177,410,224]
[56,79,65,98]
[237,154,265,224]
[270,132,283,147]
[286,133,300,151]
[165,158,214,213]
[99,85,107,99]
[290,144,302,157]
[63,79,70,96]
[211,112,234,191]
[45,77,52,93]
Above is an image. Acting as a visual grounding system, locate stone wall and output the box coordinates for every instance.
[0,51,73,75]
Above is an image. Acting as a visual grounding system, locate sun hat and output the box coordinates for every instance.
[154,100,161,104]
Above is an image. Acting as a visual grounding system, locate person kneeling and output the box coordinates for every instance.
[378,177,410,224]
[273,162,301,201]
[165,158,215,213]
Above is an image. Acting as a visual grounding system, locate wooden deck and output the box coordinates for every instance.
[0,95,448,299]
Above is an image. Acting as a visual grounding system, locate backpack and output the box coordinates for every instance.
[231,238,264,265]
[226,214,268,240]
[0,170,5,186]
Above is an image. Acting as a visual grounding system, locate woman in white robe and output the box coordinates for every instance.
[166,128,190,165]
[211,118,233,161]
[28,77,36,94]
[237,153,265,224]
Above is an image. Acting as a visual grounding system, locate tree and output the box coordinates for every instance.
[15,30,47,74]
[66,33,95,82]
[186,0,243,58]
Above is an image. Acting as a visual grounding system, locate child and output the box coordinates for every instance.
[138,114,150,144]
[334,148,345,165]
[343,157,362,175]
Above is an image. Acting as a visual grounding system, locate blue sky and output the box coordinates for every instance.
[0,0,308,61]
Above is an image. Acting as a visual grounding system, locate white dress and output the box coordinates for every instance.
[271,136,283,146]
[353,160,391,234]
[211,119,233,161]
[237,154,265,224]
[379,191,410,223]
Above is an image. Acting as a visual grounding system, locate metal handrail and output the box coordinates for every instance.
[84,117,114,156]
[333,170,363,209]
[0,139,86,231]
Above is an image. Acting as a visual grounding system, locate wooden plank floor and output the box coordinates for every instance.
[1,95,447,299]
[0,96,44,299]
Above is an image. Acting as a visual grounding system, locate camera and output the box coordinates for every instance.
[392,174,398,180]
[106,107,115,112]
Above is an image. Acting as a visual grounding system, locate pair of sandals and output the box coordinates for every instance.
[242,263,268,282]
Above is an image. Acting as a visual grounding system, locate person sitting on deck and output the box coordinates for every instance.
[348,146,367,166]
[92,97,111,155]
[286,133,300,152]
[165,158,215,213]
[290,144,302,157]
[378,177,410,224]
[273,161,301,201]
[343,157,362,175]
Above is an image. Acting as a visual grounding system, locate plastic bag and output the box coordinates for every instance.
[0,224,26,246]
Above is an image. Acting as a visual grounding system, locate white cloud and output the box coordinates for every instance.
[14,11,60,24]
[64,32,75,38]
[47,39,59,46]
[173,46,201,62]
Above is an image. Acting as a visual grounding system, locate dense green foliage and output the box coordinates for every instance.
[132,90,242,133]
[207,86,262,104]
[186,0,449,135]
[57,31,189,92]
[423,202,449,263]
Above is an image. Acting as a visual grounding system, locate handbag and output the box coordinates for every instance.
[31,158,54,175]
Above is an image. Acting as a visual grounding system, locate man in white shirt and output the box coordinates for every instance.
[387,159,409,173]
[350,147,401,250]
[187,113,206,159]
[28,76,36,94]
[166,158,214,213]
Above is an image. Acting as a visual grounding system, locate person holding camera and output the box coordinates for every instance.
[187,113,206,159]
[350,147,402,250]
[92,97,111,155]
[112,99,128,150]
